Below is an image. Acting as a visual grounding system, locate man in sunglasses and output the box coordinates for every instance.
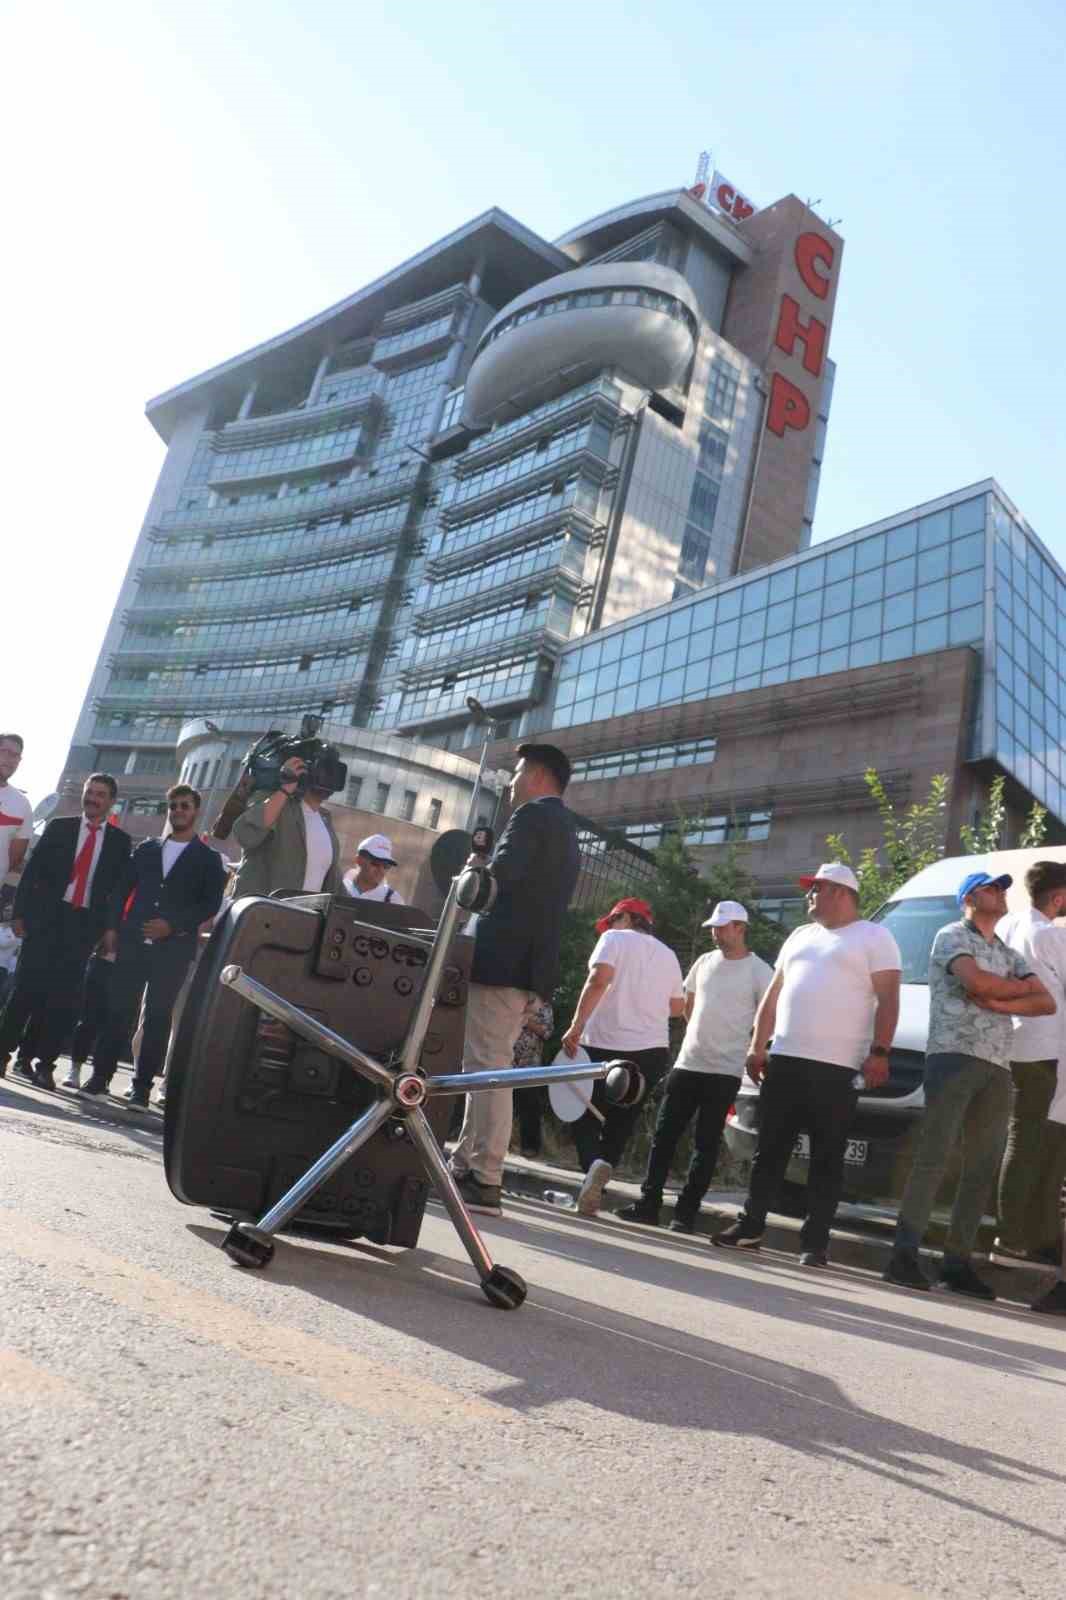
[82,784,227,1107]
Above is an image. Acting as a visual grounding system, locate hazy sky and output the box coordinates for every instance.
[5,0,1064,803]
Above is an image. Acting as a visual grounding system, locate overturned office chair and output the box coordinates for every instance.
[164,864,640,1308]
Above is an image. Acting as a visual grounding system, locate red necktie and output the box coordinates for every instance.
[68,824,101,908]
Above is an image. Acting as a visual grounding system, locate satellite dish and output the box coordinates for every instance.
[32,793,59,824]
[429,829,472,893]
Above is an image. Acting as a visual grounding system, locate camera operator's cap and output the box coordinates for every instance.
[957,869,1012,907]
[357,833,397,866]
[595,897,654,934]
[797,861,860,893]
[703,899,748,928]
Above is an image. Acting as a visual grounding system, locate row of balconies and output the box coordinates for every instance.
[141,519,411,584]
[453,385,624,478]
[439,441,612,528]
[412,566,588,634]
[155,460,423,535]
[110,621,378,672]
[213,382,385,450]
[126,570,395,626]
[427,504,603,578]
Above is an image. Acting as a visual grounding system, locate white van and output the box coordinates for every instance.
[723,847,1066,1206]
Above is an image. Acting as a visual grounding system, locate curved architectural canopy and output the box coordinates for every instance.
[462,262,698,427]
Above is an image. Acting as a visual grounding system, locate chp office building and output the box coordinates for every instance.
[58,180,1062,910]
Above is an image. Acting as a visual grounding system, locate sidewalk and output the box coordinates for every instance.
[498,1151,1057,1306]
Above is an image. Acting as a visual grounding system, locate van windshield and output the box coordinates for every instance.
[870,894,958,985]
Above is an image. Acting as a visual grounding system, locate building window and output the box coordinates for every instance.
[570,736,717,783]
[428,798,442,830]
[346,775,363,807]
[375,782,390,812]
[400,789,417,821]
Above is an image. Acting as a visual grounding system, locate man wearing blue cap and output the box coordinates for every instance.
[884,870,1056,1299]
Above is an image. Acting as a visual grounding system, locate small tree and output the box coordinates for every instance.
[826,768,950,917]
[959,773,1049,854]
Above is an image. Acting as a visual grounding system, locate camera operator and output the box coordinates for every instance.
[231,755,342,899]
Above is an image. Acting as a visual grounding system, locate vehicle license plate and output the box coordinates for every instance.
[793,1133,868,1165]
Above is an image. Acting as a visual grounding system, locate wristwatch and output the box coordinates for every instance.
[869,1044,889,1058]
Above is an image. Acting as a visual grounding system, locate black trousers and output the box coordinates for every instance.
[572,1045,670,1172]
[0,905,95,1067]
[642,1068,741,1219]
[94,939,192,1087]
[71,954,116,1067]
[515,1084,545,1153]
[742,1054,858,1251]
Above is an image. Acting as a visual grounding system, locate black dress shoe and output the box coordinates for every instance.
[882,1252,932,1291]
[125,1084,150,1109]
[670,1214,697,1234]
[940,1258,996,1301]
[80,1075,110,1096]
[1031,1281,1066,1316]
[33,1065,56,1091]
[12,1058,36,1082]
[616,1201,662,1226]
[799,1249,829,1268]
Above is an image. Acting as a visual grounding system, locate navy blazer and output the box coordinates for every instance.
[472,796,580,1000]
[111,836,227,946]
[14,816,132,943]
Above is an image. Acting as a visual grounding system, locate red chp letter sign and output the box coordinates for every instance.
[766,230,836,437]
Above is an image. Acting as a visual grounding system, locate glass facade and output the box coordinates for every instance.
[546,492,990,731]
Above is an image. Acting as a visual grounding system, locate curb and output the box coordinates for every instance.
[499,1155,1058,1308]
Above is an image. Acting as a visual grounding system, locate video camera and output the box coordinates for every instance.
[212,715,348,840]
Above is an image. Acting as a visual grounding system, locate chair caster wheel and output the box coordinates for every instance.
[221,1223,275,1270]
[480,1264,527,1309]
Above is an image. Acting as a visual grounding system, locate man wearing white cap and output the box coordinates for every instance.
[342,834,405,905]
[617,900,773,1233]
[712,862,902,1266]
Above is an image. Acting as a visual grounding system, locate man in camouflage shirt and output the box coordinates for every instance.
[884,870,1055,1300]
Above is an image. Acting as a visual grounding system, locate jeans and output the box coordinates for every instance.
[641,1068,741,1218]
[572,1045,670,1172]
[741,1054,859,1252]
[894,1052,1010,1262]
[997,1059,1066,1253]
[451,983,532,1186]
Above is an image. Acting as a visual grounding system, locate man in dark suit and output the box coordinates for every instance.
[83,783,227,1107]
[449,743,580,1217]
[0,773,131,1089]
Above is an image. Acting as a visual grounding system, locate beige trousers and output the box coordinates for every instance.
[450,983,531,1186]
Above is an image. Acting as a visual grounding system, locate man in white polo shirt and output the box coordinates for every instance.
[617,900,773,1233]
[712,862,902,1266]
[342,834,405,905]
[0,734,33,888]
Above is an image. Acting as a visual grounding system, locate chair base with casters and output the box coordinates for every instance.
[213,867,640,1308]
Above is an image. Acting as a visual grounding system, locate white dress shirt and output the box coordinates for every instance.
[63,817,107,906]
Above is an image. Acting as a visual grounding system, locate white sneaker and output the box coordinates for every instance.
[577,1159,613,1217]
[61,1066,82,1091]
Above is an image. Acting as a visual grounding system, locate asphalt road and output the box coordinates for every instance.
[1,1077,1064,1600]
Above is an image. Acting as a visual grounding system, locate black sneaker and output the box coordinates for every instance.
[33,1065,56,1091]
[453,1171,503,1217]
[799,1249,828,1268]
[940,1259,996,1301]
[1031,1281,1066,1316]
[616,1201,662,1226]
[669,1214,697,1235]
[12,1057,35,1083]
[79,1075,110,1097]
[882,1253,932,1291]
[711,1220,764,1250]
[125,1084,150,1109]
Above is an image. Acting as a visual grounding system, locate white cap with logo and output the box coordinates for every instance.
[357,833,397,866]
[797,861,859,892]
[703,900,749,928]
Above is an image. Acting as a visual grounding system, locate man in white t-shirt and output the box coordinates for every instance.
[561,897,685,1216]
[342,834,405,905]
[617,901,773,1233]
[712,862,901,1266]
[0,733,33,887]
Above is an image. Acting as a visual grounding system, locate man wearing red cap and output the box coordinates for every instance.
[712,862,902,1266]
[561,898,685,1216]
